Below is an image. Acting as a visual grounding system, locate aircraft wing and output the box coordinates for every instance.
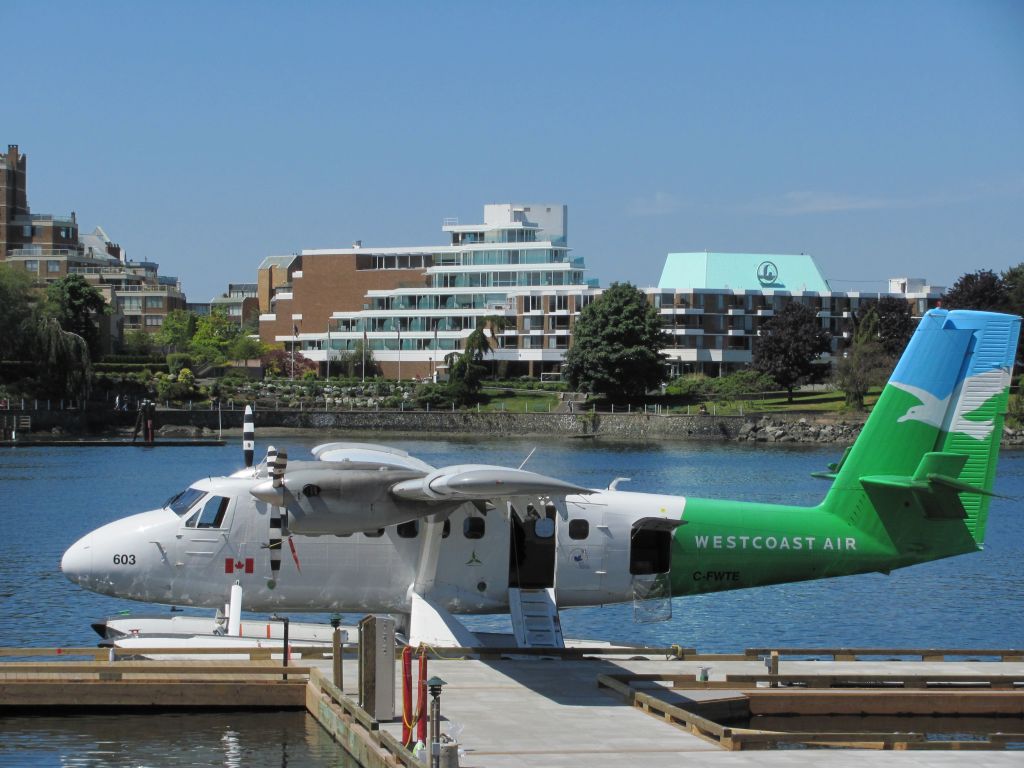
[389,464,591,502]
[311,442,436,472]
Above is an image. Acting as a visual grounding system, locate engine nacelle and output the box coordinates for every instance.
[251,467,454,535]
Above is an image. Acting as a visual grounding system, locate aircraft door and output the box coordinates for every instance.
[628,517,683,623]
[175,494,237,580]
[553,498,607,605]
[508,500,556,590]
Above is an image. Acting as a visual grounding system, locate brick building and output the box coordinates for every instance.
[0,144,187,342]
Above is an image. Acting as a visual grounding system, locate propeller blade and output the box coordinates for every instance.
[271,448,288,488]
[243,405,255,468]
[288,537,302,573]
[262,444,287,586]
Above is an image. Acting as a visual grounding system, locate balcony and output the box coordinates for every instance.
[9,248,79,258]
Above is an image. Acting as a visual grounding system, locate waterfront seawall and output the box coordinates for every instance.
[8,407,874,443]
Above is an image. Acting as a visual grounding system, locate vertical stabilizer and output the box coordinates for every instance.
[824,309,1019,550]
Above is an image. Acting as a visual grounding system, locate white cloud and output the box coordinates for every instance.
[625,192,687,217]
[754,178,1024,216]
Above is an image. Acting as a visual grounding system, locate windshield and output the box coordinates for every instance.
[164,487,207,516]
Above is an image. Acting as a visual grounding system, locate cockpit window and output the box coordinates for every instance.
[186,495,231,529]
[166,487,206,516]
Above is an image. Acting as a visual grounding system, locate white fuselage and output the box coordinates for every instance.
[61,473,685,615]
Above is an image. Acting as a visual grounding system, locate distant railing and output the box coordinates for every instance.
[8,248,79,258]
[30,213,75,224]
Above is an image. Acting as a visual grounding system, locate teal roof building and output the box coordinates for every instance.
[657,252,831,293]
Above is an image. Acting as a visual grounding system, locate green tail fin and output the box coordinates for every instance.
[823,309,1019,553]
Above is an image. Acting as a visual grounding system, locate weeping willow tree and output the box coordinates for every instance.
[33,315,93,399]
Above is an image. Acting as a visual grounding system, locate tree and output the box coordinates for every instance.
[942,269,1008,311]
[752,302,831,402]
[189,310,241,368]
[154,309,198,353]
[834,307,890,410]
[43,274,107,359]
[872,297,914,357]
[0,263,35,362]
[32,314,93,399]
[121,329,153,356]
[347,337,377,379]
[262,346,318,378]
[564,282,670,400]
[1001,263,1024,317]
[227,334,266,362]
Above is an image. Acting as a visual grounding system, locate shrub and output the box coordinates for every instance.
[167,353,193,375]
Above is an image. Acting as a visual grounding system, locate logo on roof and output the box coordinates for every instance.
[757,261,779,286]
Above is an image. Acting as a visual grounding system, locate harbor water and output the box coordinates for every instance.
[2,436,1022,765]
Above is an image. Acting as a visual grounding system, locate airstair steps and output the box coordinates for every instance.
[509,587,565,648]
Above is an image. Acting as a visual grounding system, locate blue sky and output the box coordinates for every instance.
[7,0,1023,301]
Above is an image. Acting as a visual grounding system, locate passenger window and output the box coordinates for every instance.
[568,519,589,540]
[397,520,418,539]
[463,517,485,540]
[364,528,385,538]
[188,495,230,529]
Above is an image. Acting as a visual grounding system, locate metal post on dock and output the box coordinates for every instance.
[767,650,779,687]
[331,618,343,691]
[272,614,290,679]
[427,676,446,768]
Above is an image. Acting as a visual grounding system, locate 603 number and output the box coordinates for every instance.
[113,554,136,565]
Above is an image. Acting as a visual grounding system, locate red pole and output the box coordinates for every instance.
[417,646,428,743]
[401,646,413,746]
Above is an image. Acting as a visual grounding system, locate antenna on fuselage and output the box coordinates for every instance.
[518,447,537,470]
[243,405,255,468]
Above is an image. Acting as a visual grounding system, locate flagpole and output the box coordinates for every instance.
[325,321,331,381]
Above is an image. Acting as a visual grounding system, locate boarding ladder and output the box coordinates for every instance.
[509,588,565,648]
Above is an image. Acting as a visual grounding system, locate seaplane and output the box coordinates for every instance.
[61,308,1019,650]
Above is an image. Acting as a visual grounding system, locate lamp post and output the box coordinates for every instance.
[426,676,446,768]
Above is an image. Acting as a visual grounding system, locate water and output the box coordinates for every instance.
[2,436,1023,765]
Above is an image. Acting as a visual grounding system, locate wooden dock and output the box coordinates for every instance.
[0,438,226,447]
[3,646,1024,767]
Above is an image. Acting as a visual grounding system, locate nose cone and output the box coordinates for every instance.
[62,533,94,586]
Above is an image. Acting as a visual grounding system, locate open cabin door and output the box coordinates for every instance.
[629,517,683,623]
[507,499,556,590]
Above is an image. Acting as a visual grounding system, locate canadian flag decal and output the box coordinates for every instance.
[225,558,255,574]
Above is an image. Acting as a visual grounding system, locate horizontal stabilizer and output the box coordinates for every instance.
[811,446,852,480]
[860,452,995,520]
[390,464,591,502]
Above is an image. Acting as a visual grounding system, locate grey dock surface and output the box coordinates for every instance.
[355,655,1024,767]
[4,648,1024,766]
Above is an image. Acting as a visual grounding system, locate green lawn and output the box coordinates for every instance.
[478,388,561,413]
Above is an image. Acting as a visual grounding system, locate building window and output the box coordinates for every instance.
[24,260,38,272]
[145,296,163,308]
[145,316,163,327]
[47,260,60,273]
[22,225,32,238]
